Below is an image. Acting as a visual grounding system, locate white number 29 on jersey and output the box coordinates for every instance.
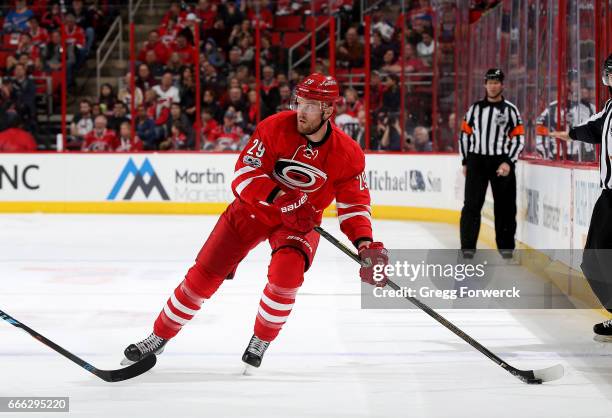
[357,171,368,190]
[246,138,266,158]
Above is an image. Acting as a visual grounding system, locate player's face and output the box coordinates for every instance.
[294,97,324,134]
[485,80,503,98]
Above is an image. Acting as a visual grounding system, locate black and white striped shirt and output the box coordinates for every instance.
[459,98,525,165]
[569,99,612,189]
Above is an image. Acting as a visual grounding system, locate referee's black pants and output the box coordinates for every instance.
[581,190,612,313]
[460,154,517,250]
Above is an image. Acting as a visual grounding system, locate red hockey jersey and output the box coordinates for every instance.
[232,111,372,246]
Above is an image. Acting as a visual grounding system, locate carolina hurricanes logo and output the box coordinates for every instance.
[273,158,327,192]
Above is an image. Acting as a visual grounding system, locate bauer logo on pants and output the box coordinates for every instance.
[107,158,170,201]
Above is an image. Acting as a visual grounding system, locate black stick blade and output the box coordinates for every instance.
[96,354,157,382]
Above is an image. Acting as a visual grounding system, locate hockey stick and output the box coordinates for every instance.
[0,309,156,382]
[314,226,564,384]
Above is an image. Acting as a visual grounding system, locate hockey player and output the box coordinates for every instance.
[536,69,596,161]
[550,54,612,341]
[458,68,525,258]
[122,73,389,368]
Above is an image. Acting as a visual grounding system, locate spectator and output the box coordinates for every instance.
[381,73,401,112]
[371,30,392,70]
[410,126,432,151]
[380,114,408,151]
[245,89,269,132]
[343,87,364,117]
[98,83,116,115]
[135,105,157,149]
[221,1,245,29]
[260,65,280,113]
[107,102,130,133]
[179,67,197,121]
[225,46,243,77]
[164,52,184,76]
[335,100,360,139]
[174,34,196,65]
[70,0,95,54]
[208,109,246,151]
[236,65,251,89]
[27,17,49,48]
[161,2,187,27]
[202,89,223,122]
[63,13,86,72]
[82,115,118,152]
[237,34,255,66]
[372,18,395,47]
[118,72,144,111]
[9,63,37,128]
[159,16,181,46]
[437,112,456,152]
[3,0,34,33]
[153,71,180,108]
[207,17,230,51]
[198,107,219,149]
[115,121,144,152]
[91,103,102,118]
[417,29,436,63]
[380,49,398,74]
[43,30,62,72]
[160,121,189,150]
[203,38,225,68]
[144,89,170,137]
[259,35,281,67]
[138,30,169,64]
[144,50,165,78]
[224,86,247,121]
[10,33,40,68]
[165,102,193,143]
[195,0,218,30]
[337,27,364,68]
[136,64,157,91]
[277,83,292,112]
[355,109,367,149]
[41,3,63,32]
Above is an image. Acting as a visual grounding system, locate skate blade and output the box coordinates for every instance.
[594,335,612,343]
[120,357,136,366]
[242,364,255,376]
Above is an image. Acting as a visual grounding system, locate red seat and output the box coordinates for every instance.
[0,51,9,67]
[274,15,302,32]
[304,15,329,31]
[282,32,309,48]
[270,31,282,46]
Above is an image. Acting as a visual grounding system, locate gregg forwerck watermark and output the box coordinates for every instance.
[362,249,575,309]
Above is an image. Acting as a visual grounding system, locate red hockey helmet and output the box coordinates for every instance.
[294,73,340,105]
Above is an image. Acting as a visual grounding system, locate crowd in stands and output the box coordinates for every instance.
[333,0,444,151]
[0,0,465,153]
[0,0,117,151]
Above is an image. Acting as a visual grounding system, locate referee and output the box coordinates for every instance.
[550,54,612,340]
[459,68,525,258]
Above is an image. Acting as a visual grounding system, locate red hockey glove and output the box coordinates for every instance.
[358,242,389,287]
[274,190,318,233]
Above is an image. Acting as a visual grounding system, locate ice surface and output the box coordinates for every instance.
[1,214,611,417]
